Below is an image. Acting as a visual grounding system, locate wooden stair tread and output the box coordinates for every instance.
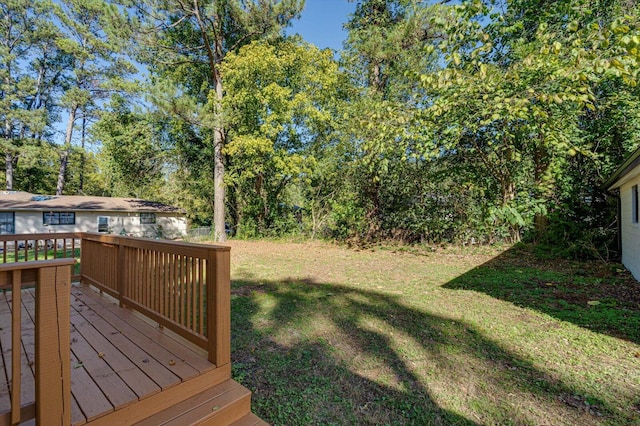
[230,413,269,426]
[134,379,251,426]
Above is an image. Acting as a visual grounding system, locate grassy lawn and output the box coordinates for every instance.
[226,240,640,425]
[0,248,80,263]
[0,248,81,275]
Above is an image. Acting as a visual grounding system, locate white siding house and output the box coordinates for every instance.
[0,192,187,239]
[605,147,640,280]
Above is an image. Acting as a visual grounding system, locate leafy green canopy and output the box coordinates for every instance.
[222,38,339,236]
[412,0,639,248]
[131,0,304,239]
[328,0,639,252]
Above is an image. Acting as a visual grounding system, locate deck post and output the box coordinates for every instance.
[207,248,231,367]
[35,263,72,426]
[11,270,21,425]
[118,240,127,307]
[80,234,87,285]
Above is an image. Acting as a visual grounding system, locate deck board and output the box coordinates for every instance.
[75,287,212,374]
[72,300,183,390]
[0,291,35,410]
[21,290,113,425]
[71,396,87,426]
[0,306,14,413]
[69,310,140,411]
[67,341,112,424]
[69,305,162,399]
[0,283,216,424]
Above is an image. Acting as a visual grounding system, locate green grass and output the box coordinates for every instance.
[1,248,81,274]
[227,241,640,425]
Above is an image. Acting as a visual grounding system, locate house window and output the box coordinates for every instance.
[633,185,639,223]
[0,212,14,234]
[140,213,156,224]
[98,216,109,233]
[43,212,75,225]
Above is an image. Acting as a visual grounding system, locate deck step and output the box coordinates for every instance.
[134,379,251,426]
[230,413,269,426]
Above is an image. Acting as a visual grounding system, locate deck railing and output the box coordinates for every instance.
[0,232,231,425]
[0,232,82,281]
[0,259,74,425]
[80,233,231,366]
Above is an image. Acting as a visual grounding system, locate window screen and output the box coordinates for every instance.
[43,212,75,225]
[140,213,156,224]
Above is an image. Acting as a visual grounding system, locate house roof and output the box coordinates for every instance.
[604,146,640,191]
[0,192,183,213]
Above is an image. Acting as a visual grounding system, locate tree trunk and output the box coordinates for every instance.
[501,178,520,243]
[192,1,226,241]
[79,115,86,193]
[5,151,13,191]
[56,150,70,195]
[227,185,240,237]
[56,105,77,195]
[364,178,382,241]
[372,62,382,91]
[533,134,550,240]
[4,114,13,190]
[213,78,226,242]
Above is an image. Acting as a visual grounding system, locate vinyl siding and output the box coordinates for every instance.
[621,177,640,280]
[12,211,187,239]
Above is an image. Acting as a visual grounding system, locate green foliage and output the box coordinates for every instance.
[221,38,340,236]
[0,0,138,194]
[334,0,441,242]
[0,0,57,190]
[91,96,166,199]
[3,0,640,257]
[52,0,138,194]
[12,142,58,194]
[135,0,304,240]
[302,0,639,253]
[406,0,640,249]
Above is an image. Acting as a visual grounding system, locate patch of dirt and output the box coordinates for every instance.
[231,284,275,297]
[558,394,603,418]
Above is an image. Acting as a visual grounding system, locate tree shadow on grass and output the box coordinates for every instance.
[229,274,631,425]
[443,247,640,345]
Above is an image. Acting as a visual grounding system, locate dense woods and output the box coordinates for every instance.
[2,0,639,257]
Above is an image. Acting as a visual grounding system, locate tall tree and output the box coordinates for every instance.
[221,38,339,235]
[0,0,56,190]
[52,0,136,195]
[134,0,304,241]
[340,0,439,240]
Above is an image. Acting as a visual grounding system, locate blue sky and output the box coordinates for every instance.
[288,0,357,51]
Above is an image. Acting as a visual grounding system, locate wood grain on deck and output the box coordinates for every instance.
[0,283,215,425]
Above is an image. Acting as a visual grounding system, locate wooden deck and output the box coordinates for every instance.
[0,284,215,425]
[0,283,234,425]
[0,233,266,426]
